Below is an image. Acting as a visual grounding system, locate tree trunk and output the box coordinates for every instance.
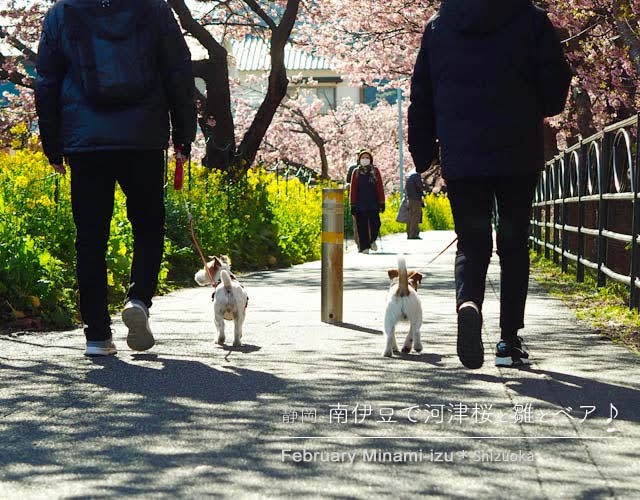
[544,121,560,161]
[319,141,329,179]
[573,84,596,139]
[169,0,300,175]
[614,1,640,77]
[194,57,236,170]
[236,1,300,173]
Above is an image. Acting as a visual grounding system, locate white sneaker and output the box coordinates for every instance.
[122,300,155,351]
[85,339,117,357]
[370,241,378,251]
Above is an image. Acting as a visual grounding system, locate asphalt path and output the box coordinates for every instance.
[0,231,638,498]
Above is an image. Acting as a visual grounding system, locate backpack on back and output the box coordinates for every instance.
[64,0,158,106]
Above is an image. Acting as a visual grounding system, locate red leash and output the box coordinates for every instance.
[423,236,458,268]
[172,150,216,289]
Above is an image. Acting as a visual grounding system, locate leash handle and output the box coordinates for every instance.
[174,157,185,191]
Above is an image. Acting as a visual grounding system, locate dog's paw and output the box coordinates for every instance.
[401,346,411,354]
[383,350,393,358]
[233,340,242,347]
[414,343,423,353]
[216,337,225,345]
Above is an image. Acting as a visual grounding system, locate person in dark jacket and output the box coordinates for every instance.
[349,151,385,254]
[346,159,361,249]
[405,169,425,239]
[35,0,197,357]
[408,0,571,369]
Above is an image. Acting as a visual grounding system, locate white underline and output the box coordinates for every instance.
[270,436,618,440]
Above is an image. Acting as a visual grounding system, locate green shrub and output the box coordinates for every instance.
[1,149,453,329]
[0,150,323,328]
[379,192,454,235]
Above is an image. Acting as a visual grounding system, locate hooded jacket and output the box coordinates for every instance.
[408,0,572,181]
[35,0,196,164]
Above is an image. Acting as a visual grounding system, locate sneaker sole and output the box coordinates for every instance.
[495,356,531,368]
[84,347,117,357]
[457,307,484,369]
[122,307,155,351]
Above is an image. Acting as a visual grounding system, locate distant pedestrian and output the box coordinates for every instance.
[35,0,197,356]
[405,169,425,239]
[408,0,571,369]
[346,159,360,249]
[349,151,385,254]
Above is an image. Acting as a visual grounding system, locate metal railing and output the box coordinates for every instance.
[530,113,640,310]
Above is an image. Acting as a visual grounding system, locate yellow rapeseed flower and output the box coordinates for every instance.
[37,195,54,208]
[15,176,29,188]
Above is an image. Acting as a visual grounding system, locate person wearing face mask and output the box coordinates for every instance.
[349,151,386,254]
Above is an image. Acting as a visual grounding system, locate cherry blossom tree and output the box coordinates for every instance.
[3,1,640,169]
[0,1,44,143]
[1,0,303,173]
[303,0,640,156]
[235,83,415,189]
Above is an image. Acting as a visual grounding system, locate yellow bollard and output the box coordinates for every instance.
[321,188,344,324]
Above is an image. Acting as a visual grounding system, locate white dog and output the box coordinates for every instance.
[194,255,249,347]
[383,256,423,357]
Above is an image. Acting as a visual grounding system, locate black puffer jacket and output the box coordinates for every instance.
[35,0,196,164]
[408,0,572,181]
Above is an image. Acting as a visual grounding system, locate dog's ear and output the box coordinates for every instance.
[388,270,399,280]
[408,272,423,290]
[221,255,232,265]
[410,272,423,284]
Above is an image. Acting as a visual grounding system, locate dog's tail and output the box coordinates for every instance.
[220,270,233,290]
[397,255,409,297]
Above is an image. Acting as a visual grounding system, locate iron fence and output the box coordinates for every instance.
[530,113,640,310]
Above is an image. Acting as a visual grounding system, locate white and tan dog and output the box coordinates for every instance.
[383,256,423,357]
[195,255,249,347]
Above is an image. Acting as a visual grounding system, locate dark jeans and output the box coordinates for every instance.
[69,150,165,341]
[447,174,539,337]
[354,210,381,251]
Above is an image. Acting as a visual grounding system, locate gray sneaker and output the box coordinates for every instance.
[85,339,117,357]
[122,300,155,351]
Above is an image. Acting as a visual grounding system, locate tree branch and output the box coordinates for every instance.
[242,0,277,31]
[167,0,226,59]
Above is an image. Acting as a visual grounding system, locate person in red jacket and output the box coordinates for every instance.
[349,151,385,253]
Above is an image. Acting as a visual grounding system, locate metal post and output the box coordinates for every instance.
[551,158,562,264]
[535,181,542,254]
[398,88,405,199]
[321,188,344,324]
[597,132,609,287]
[577,141,586,283]
[561,154,568,273]
[630,114,640,309]
[544,167,551,259]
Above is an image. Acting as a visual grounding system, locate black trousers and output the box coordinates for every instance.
[446,174,539,337]
[354,210,381,251]
[69,150,165,341]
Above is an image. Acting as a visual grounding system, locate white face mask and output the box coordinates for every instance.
[360,158,371,167]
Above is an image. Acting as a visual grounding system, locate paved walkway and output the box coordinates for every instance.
[1,232,638,498]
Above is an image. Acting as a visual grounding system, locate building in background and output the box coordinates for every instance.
[194,36,378,114]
